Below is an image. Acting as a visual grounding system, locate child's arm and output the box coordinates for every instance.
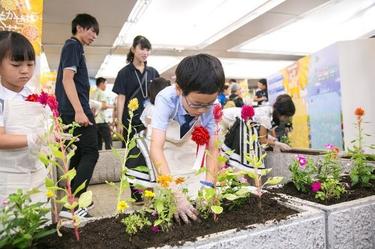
[62,69,90,126]
[0,127,28,149]
[150,128,171,176]
[206,134,219,183]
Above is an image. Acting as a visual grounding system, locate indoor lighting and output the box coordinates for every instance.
[231,0,375,55]
[95,55,181,79]
[219,58,293,79]
[113,0,286,49]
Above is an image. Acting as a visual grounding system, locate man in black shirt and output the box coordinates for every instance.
[55,13,99,219]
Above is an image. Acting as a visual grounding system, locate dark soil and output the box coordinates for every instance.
[35,193,298,249]
[272,176,375,205]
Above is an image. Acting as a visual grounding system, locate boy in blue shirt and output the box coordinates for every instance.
[150,54,225,224]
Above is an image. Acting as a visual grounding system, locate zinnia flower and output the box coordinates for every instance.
[213,104,223,123]
[128,98,139,112]
[191,126,210,145]
[311,181,321,193]
[117,200,128,213]
[157,175,173,188]
[296,155,307,168]
[354,107,365,118]
[175,177,185,185]
[144,190,155,198]
[26,94,38,102]
[241,105,255,121]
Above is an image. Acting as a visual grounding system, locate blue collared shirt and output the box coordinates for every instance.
[151,85,215,135]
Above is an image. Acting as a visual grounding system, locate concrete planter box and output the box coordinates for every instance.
[150,201,325,249]
[265,151,375,184]
[279,194,375,249]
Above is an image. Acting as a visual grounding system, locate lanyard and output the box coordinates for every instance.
[134,70,148,99]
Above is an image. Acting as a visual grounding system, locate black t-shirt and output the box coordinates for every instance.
[112,63,159,127]
[55,37,91,116]
[255,89,268,105]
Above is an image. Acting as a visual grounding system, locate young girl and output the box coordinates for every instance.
[0,31,49,204]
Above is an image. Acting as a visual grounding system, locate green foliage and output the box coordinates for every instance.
[122,212,151,236]
[0,189,55,249]
[318,149,342,182]
[315,178,346,201]
[289,157,318,192]
[152,187,177,231]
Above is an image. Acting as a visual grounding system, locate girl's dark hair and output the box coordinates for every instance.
[272,94,296,126]
[258,78,267,87]
[127,35,151,63]
[175,54,225,96]
[0,31,35,62]
[72,13,99,35]
[148,77,171,105]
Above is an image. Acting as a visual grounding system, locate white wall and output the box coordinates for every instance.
[339,39,375,153]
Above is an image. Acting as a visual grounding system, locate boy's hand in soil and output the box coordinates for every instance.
[173,190,199,224]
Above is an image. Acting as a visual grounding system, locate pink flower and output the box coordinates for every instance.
[325,144,334,150]
[241,105,255,121]
[213,104,223,123]
[46,95,59,117]
[151,226,161,233]
[296,155,307,168]
[38,91,49,105]
[311,181,321,193]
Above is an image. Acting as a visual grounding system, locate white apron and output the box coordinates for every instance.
[0,100,49,204]
[129,110,204,198]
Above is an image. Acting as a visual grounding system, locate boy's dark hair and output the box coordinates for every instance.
[96,77,106,86]
[258,78,267,86]
[229,79,237,83]
[148,77,171,105]
[175,54,225,96]
[272,94,296,125]
[72,13,99,35]
[0,31,35,62]
[127,35,152,63]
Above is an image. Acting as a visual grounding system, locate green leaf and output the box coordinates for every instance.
[56,195,67,204]
[78,191,92,208]
[73,181,87,196]
[260,168,272,176]
[34,228,57,239]
[45,178,55,188]
[223,193,238,201]
[155,200,164,214]
[236,187,250,196]
[128,139,137,151]
[61,168,76,181]
[351,174,359,186]
[247,171,257,179]
[154,219,163,226]
[211,205,223,215]
[132,166,149,173]
[64,201,78,210]
[265,177,283,186]
[128,153,141,159]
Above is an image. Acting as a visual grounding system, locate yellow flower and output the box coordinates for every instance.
[46,190,55,198]
[175,177,185,185]
[117,200,128,213]
[144,190,155,198]
[157,175,173,188]
[128,98,139,112]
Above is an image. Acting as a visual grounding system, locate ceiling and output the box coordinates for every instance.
[42,0,375,84]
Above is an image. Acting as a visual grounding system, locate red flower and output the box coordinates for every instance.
[47,95,59,117]
[241,105,255,121]
[38,91,48,105]
[191,126,210,145]
[26,94,39,102]
[354,107,365,118]
[213,103,223,123]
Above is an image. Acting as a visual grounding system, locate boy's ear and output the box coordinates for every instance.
[175,84,182,96]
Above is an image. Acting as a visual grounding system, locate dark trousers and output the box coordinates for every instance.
[61,114,99,197]
[97,123,112,150]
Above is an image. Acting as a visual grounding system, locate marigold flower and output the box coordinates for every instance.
[144,190,155,198]
[157,175,173,188]
[46,190,55,198]
[175,177,185,185]
[354,107,365,117]
[311,181,321,193]
[241,105,255,121]
[117,200,128,213]
[128,98,139,112]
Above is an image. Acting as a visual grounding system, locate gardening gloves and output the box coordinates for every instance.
[273,141,291,152]
[173,190,199,224]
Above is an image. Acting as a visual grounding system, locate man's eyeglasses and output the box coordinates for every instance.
[184,95,215,109]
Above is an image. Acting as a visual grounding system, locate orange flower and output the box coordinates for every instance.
[354,107,365,118]
[175,177,185,185]
[157,175,173,188]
